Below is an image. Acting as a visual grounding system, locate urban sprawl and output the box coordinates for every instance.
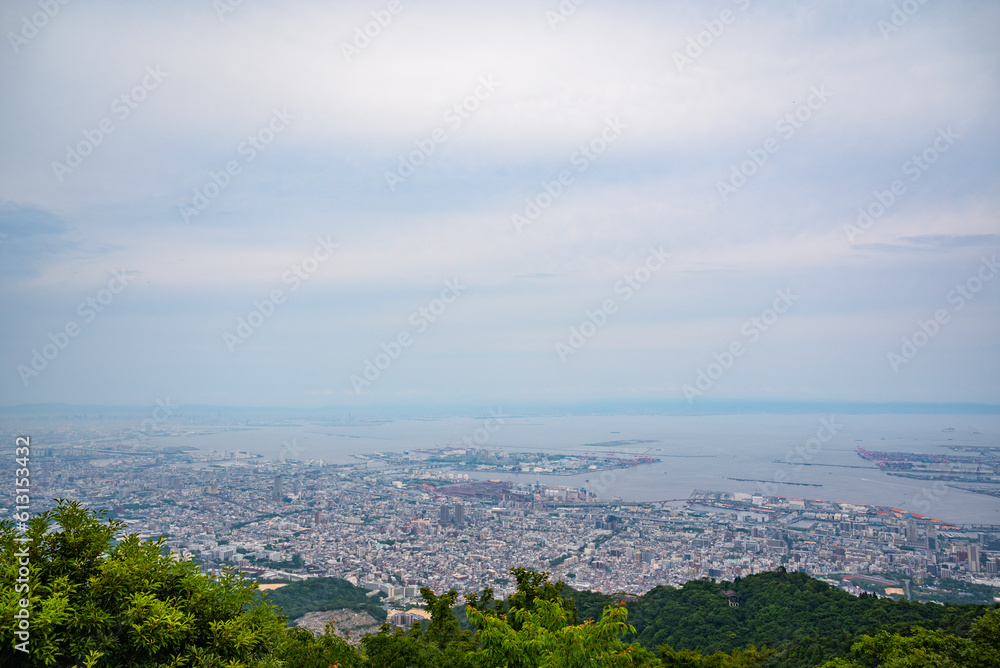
[7,429,1000,620]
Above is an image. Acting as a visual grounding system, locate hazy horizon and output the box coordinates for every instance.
[3,399,1000,420]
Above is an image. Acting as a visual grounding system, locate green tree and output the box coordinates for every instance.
[658,643,773,667]
[0,500,286,667]
[275,624,364,668]
[625,569,990,665]
[362,626,439,668]
[419,588,469,651]
[361,588,474,668]
[504,568,578,629]
[467,597,657,668]
[817,607,1000,668]
[464,568,579,632]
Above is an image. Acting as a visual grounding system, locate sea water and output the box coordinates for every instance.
[157,413,1000,525]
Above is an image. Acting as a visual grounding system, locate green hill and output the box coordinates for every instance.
[620,569,991,667]
[454,570,993,666]
[563,585,617,623]
[258,577,388,624]
[254,571,992,666]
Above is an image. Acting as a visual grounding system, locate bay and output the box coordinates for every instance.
[154,412,1000,525]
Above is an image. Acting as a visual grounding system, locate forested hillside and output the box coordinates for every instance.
[622,570,990,667]
[263,569,995,667]
[259,576,388,623]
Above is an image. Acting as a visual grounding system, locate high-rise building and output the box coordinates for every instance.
[454,502,465,527]
[272,475,283,501]
[969,544,981,573]
[439,505,450,525]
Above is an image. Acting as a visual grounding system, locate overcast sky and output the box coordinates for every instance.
[1,0,998,409]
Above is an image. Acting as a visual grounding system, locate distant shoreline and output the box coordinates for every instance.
[3,400,1000,418]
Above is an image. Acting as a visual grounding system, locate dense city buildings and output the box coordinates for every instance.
[6,421,998,611]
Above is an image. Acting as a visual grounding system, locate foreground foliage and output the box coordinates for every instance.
[1,500,286,667]
[623,570,992,666]
[817,603,1000,667]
